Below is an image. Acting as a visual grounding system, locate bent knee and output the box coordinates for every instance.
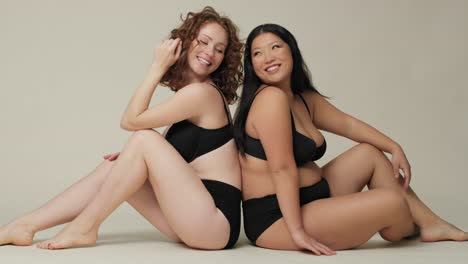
[379,230,404,242]
[378,189,408,213]
[355,143,386,161]
[132,129,161,139]
[128,129,163,146]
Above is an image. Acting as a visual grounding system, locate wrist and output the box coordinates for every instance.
[290,227,305,236]
[389,142,402,154]
[148,63,166,78]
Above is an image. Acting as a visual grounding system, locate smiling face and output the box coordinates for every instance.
[251,32,293,88]
[186,22,228,83]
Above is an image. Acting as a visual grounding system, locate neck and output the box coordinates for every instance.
[186,68,210,85]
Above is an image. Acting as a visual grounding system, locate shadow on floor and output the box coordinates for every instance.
[356,237,420,250]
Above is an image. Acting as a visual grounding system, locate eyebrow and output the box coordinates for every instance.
[199,33,227,47]
[252,40,279,51]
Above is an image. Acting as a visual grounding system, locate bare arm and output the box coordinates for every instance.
[307,92,399,153]
[252,87,302,234]
[120,38,196,131]
[120,81,212,131]
[304,92,411,187]
[252,87,334,255]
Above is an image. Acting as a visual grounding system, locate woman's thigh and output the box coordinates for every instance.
[126,180,180,242]
[321,143,394,196]
[256,189,412,250]
[77,159,180,242]
[132,130,230,248]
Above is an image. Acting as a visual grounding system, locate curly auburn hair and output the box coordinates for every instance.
[160,6,243,104]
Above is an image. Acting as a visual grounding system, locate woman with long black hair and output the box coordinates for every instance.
[234,23,468,255]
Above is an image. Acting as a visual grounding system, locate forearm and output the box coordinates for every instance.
[121,64,165,126]
[347,116,400,153]
[271,168,304,235]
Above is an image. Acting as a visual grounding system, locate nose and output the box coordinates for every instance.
[264,50,274,64]
[203,45,215,57]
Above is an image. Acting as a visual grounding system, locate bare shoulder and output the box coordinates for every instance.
[176,82,220,101]
[251,86,289,112]
[301,90,324,104]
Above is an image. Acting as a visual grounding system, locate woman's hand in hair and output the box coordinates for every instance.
[152,38,182,72]
[291,229,336,256]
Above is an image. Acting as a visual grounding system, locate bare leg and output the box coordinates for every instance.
[322,143,468,242]
[257,188,415,250]
[0,159,179,246]
[37,130,229,250]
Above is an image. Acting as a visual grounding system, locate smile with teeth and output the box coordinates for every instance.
[197,56,212,66]
[265,64,280,72]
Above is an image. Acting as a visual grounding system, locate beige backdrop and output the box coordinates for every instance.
[1,0,467,233]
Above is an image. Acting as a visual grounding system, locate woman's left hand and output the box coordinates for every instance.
[152,38,182,72]
[103,152,121,161]
[390,145,412,189]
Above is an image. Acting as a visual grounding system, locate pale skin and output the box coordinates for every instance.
[241,32,468,255]
[0,22,241,250]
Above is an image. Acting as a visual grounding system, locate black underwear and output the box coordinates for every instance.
[202,179,242,249]
[242,178,330,244]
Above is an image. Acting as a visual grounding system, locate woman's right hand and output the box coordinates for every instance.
[152,38,182,72]
[103,152,120,161]
[291,229,336,256]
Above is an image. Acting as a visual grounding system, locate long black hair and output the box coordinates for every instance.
[233,23,323,155]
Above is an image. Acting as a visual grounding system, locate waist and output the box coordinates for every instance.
[243,178,330,206]
[240,161,322,200]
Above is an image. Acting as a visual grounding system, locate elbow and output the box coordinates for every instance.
[120,118,136,131]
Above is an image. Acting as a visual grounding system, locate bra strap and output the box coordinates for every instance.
[209,83,232,124]
[289,111,297,132]
[297,93,311,116]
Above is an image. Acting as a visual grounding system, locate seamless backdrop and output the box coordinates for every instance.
[1,0,467,248]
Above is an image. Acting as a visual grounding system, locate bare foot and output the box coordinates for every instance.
[420,218,468,242]
[36,226,98,250]
[0,222,35,246]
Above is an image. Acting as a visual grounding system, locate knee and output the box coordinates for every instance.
[379,230,404,242]
[377,189,412,242]
[356,143,390,167]
[128,129,162,147]
[379,189,409,215]
[356,143,383,158]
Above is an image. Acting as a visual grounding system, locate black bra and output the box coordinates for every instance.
[166,84,233,163]
[244,89,326,167]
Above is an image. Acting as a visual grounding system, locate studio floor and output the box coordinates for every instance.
[1,214,467,264]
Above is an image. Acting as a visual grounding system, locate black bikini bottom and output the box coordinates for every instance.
[201,179,242,249]
[242,178,330,244]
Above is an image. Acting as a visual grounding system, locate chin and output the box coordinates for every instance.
[261,77,284,86]
[188,64,211,80]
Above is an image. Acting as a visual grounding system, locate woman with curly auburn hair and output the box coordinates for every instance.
[0,6,243,250]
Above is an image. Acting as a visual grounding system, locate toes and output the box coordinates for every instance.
[457,232,468,241]
[36,242,46,249]
[48,242,56,250]
[36,240,53,250]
